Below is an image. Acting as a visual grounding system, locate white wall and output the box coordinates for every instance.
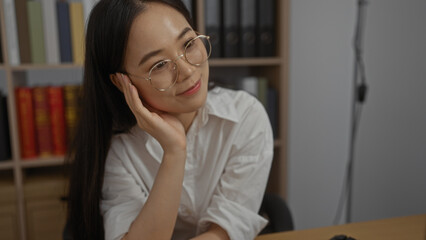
[287,0,426,230]
[351,0,426,222]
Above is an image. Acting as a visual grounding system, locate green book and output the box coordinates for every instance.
[27,0,46,64]
[257,77,268,108]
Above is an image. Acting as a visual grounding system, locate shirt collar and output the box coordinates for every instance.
[199,87,239,126]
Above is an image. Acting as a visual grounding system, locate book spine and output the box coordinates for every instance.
[257,0,276,57]
[47,86,66,155]
[56,1,73,63]
[3,0,21,65]
[205,0,222,58]
[41,0,60,64]
[27,0,46,64]
[69,2,85,65]
[0,94,12,161]
[266,87,278,138]
[64,85,80,144]
[240,0,256,57]
[239,76,259,98]
[82,0,99,25]
[257,77,268,107]
[33,86,53,157]
[15,88,37,159]
[222,0,240,58]
[181,0,192,18]
[15,0,32,63]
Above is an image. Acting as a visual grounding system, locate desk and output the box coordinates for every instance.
[256,214,426,240]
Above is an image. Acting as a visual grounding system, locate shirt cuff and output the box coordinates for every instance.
[197,195,268,240]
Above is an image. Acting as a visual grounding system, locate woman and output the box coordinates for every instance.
[66,0,273,239]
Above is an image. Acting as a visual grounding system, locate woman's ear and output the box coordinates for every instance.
[110,73,124,93]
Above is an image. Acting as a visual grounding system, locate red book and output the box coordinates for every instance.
[33,86,53,157]
[15,87,37,159]
[47,86,66,155]
[63,85,80,144]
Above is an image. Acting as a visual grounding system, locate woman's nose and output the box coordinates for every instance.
[174,55,196,82]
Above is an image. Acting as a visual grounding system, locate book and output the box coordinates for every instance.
[15,0,32,63]
[222,0,240,58]
[181,0,192,18]
[57,1,73,63]
[257,0,276,57]
[27,0,46,64]
[239,76,258,97]
[266,87,278,138]
[0,94,11,161]
[205,0,222,58]
[240,0,256,57]
[3,0,21,65]
[41,0,60,64]
[69,2,85,65]
[257,77,268,107]
[82,0,99,26]
[15,87,37,159]
[47,86,66,155]
[33,86,53,157]
[63,85,80,144]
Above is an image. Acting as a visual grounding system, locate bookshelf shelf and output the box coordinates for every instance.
[0,0,289,239]
[0,161,13,170]
[19,157,65,168]
[209,57,282,67]
[10,64,82,71]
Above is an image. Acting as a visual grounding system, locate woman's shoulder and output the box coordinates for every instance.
[209,86,259,104]
[207,86,265,117]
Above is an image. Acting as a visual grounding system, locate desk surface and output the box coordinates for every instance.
[256,214,426,240]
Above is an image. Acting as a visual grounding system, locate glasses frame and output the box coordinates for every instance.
[125,34,211,92]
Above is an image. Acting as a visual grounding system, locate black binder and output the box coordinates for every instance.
[0,93,11,161]
[257,0,276,57]
[223,0,240,58]
[240,0,256,57]
[205,0,222,58]
[181,0,193,18]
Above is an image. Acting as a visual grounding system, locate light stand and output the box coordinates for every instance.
[334,0,368,224]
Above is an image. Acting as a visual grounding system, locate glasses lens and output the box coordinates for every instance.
[185,36,211,66]
[149,60,177,91]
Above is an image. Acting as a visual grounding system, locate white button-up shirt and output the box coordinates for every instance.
[101,87,274,240]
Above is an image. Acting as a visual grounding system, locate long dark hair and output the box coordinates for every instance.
[66,0,193,239]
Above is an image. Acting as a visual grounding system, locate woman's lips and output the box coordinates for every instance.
[180,79,201,96]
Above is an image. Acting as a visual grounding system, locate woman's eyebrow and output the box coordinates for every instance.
[177,27,192,41]
[138,27,193,67]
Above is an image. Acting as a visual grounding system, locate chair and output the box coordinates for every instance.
[258,192,294,234]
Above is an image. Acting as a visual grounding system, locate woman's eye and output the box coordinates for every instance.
[152,61,168,72]
[185,38,196,49]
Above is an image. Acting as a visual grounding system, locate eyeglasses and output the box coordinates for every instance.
[125,35,211,92]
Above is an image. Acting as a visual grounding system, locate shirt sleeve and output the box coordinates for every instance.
[197,98,274,240]
[100,147,149,240]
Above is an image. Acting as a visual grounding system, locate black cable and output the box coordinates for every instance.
[333,0,368,225]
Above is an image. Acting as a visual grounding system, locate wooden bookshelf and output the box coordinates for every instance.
[0,0,289,239]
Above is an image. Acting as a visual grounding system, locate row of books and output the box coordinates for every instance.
[3,0,99,65]
[214,76,279,137]
[205,0,276,58]
[15,85,81,159]
[0,93,11,161]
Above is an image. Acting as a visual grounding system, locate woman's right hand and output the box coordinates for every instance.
[116,73,187,154]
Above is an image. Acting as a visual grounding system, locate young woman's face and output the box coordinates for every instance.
[123,2,209,114]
